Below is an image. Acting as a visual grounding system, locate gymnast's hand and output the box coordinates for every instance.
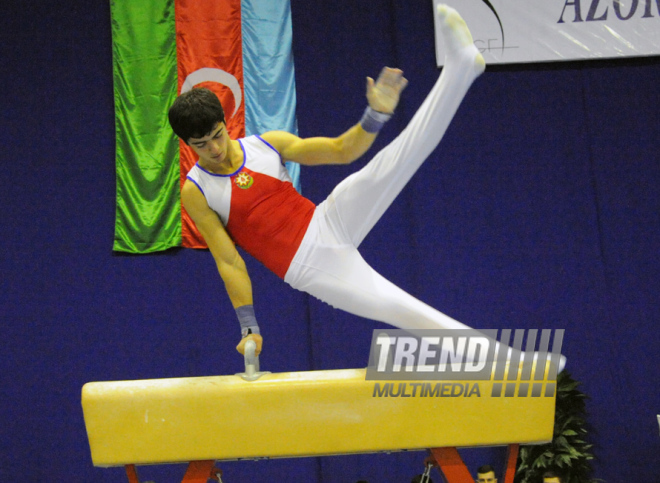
[366,67,408,114]
[236,333,263,356]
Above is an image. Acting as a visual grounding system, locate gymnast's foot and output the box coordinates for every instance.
[436,4,485,76]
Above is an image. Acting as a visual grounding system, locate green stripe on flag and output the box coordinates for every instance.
[111,0,181,253]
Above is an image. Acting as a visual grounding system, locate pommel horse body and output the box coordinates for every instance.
[82,342,558,482]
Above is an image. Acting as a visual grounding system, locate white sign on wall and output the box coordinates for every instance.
[434,0,660,65]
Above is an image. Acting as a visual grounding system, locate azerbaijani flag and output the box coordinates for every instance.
[111,0,300,253]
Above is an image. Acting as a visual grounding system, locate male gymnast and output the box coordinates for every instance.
[168,5,485,356]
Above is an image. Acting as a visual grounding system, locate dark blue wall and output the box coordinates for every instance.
[1,1,658,482]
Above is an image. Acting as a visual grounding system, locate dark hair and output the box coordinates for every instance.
[542,469,565,482]
[477,465,496,475]
[168,87,226,143]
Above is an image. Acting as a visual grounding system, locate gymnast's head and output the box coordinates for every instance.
[168,87,226,144]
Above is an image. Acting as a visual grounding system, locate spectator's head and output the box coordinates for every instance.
[476,465,497,483]
[542,469,565,483]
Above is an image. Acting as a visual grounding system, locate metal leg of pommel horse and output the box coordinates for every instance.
[428,444,519,483]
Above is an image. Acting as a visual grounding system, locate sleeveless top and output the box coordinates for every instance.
[186,135,315,279]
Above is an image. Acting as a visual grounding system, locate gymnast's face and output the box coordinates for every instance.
[188,122,235,172]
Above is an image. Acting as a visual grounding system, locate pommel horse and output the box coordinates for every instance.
[82,341,559,482]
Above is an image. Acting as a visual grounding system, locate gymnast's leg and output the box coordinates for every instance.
[288,224,567,371]
[287,239,470,331]
[285,6,481,332]
[330,5,485,247]
[288,8,567,371]
[286,8,567,370]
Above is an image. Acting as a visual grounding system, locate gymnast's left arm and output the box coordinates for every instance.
[260,125,376,166]
[260,67,408,166]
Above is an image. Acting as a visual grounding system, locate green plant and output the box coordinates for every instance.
[515,370,600,483]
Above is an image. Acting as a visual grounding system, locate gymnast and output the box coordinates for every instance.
[168,5,485,356]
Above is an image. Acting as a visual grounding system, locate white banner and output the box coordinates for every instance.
[434,0,660,65]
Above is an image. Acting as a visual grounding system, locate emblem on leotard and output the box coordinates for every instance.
[234,172,254,189]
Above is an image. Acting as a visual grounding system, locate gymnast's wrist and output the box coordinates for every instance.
[360,106,392,133]
[235,304,260,337]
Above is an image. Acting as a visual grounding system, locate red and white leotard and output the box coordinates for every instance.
[186,135,315,279]
[185,32,486,336]
[181,19,551,368]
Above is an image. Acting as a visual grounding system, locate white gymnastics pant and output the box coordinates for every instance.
[284,18,485,332]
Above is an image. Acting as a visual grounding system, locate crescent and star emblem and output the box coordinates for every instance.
[181,67,242,117]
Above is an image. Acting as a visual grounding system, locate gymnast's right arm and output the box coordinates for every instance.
[181,180,263,356]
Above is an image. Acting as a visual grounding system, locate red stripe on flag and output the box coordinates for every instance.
[175,0,245,248]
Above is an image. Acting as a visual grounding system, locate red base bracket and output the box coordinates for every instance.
[427,444,520,483]
[125,465,140,483]
[124,460,222,483]
[429,447,473,482]
[502,444,519,483]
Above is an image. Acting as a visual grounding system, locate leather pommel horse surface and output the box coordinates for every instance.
[82,366,555,467]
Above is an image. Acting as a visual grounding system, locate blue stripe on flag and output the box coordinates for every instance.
[241,0,300,191]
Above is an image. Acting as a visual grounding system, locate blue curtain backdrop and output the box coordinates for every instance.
[0,0,658,481]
